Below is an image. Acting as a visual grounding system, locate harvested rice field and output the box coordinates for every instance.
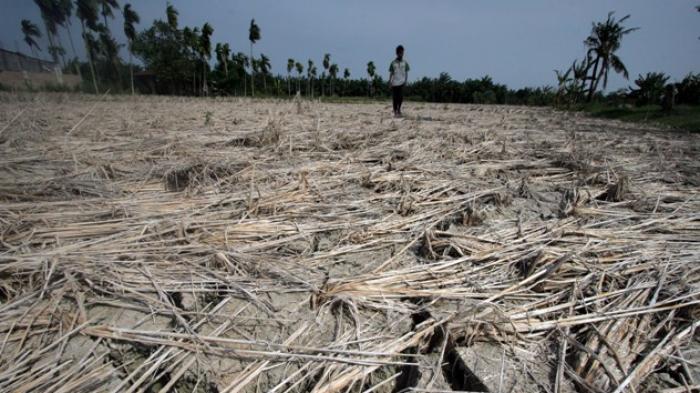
[0,93,698,393]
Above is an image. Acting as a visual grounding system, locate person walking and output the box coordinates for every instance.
[389,45,409,117]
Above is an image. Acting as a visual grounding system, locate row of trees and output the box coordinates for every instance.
[22,0,137,94]
[18,2,700,108]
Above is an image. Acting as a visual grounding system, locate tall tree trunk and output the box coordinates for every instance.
[287,74,290,96]
[202,59,208,96]
[250,43,255,97]
[64,24,82,79]
[129,50,134,95]
[600,59,610,91]
[81,22,99,94]
[57,39,66,68]
[587,57,600,102]
[44,23,58,64]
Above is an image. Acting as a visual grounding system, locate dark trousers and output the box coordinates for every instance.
[392,85,404,114]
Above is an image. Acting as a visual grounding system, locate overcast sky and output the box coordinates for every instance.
[1,0,698,90]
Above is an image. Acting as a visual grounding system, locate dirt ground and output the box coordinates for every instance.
[0,93,698,392]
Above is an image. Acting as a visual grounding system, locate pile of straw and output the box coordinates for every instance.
[0,93,698,393]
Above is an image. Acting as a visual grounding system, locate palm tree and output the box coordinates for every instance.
[287,58,295,96]
[99,0,119,29]
[21,20,42,57]
[310,65,318,98]
[56,0,82,78]
[343,68,350,96]
[221,43,230,78]
[322,53,330,96]
[329,63,339,96]
[122,3,139,95]
[367,61,376,96]
[183,27,198,93]
[230,52,248,96]
[248,19,261,96]
[33,0,62,65]
[214,43,231,79]
[166,3,178,31]
[231,52,249,96]
[630,72,670,105]
[251,58,260,93]
[97,24,121,78]
[584,12,638,101]
[200,22,214,96]
[48,45,66,64]
[215,43,223,73]
[307,59,314,97]
[295,61,303,94]
[259,53,271,91]
[76,0,100,93]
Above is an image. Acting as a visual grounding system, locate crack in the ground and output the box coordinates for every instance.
[392,299,490,393]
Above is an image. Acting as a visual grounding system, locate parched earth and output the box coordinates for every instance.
[0,93,698,393]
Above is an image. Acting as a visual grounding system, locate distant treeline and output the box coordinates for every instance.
[15,1,700,109]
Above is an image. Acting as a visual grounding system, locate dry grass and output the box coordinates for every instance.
[0,92,698,393]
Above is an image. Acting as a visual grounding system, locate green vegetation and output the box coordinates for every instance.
[582,103,700,132]
[14,1,700,129]
[554,12,638,107]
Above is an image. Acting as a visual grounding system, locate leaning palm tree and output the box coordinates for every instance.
[367,61,376,96]
[56,0,82,77]
[287,58,295,96]
[215,43,223,72]
[295,61,303,94]
[322,53,330,96]
[76,0,100,93]
[99,0,119,29]
[21,19,42,57]
[166,3,178,31]
[122,3,139,95]
[200,22,214,96]
[584,12,638,101]
[48,45,66,64]
[183,27,197,93]
[33,0,62,65]
[97,25,122,78]
[259,53,271,91]
[248,19,261,96]
[329,63,339,96]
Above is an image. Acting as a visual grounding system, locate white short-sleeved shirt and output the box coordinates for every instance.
[389,59,410,87]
